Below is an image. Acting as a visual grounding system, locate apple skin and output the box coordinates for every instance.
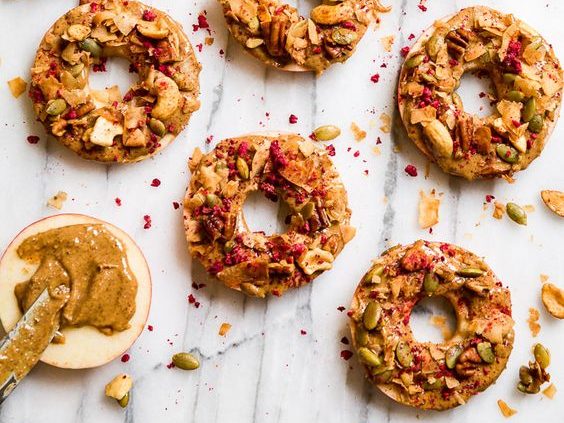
[0,214,152,369]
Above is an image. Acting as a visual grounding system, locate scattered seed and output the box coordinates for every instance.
[172,352,200,370]
[506,202,527,225]
[533,343,550,369]
[456,267,484,278]
[313,125,341,141]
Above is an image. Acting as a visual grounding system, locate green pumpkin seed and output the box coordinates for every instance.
[426,35,444,59]
[117,393,129,408]
[79,38,102,57]
[205,193,219,207]
[528,114,543,133]
[506,90,525,102]
[528,37,542,51]
[477,342,495,364]
[452,92,463,110]
[358,347,382,367]
[522,97,536,122]
[224,240,235,253]
[405,54,425,69]
[373,369,392,383]
[149,118,166,136]
[423,272,439,294]
[503,73,517,84]
[364,265,384,284]
[533,343,550,369]
[69,63,85,77]
[496,144,519,164]
[506,202,527,226]
[300,202,315,220]
[456,267,484,278]
[519,366,533,385]
[313,125,341,141]
[331,28,357,45]
[362,301,381,331]
[445,344,463,369]
[248,16,259,32]
[355,326,369,346]
[423,378,444,390]
[517,382,528,393]
[240,282,265,297]
[46,98,67,116]
[236,156,250,180]
[395,341,413,368]
[172,352,200,370]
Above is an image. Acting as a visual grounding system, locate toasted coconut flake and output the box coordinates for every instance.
[380,35,394,52]
[350,122,366,141]
[410,105,436,124]
[540,274,549,283]
[219,322,232,336]
[47,191,68,210]
[541,283,564,319]
[497,399,517,418]
[543,383,557,399]
[418,190,440,229]
[379,113,391,133]
[527,307,541,337]
[7,77,27,98]
[540,190,564,217]
[189,147,203,172]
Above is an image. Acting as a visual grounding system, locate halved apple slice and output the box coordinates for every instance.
[0,214,151,369]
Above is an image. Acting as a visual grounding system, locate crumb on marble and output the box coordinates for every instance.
[47,191,68,210]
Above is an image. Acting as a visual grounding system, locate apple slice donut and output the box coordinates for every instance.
[0,214,151,369]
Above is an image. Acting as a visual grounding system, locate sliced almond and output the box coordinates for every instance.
[541,283,564,319]
[105,373,132,400]
[540,190,564,217]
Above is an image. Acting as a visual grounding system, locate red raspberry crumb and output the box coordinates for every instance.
[337,306,345,312]
[404,164,418,177]
[151,178,161,187]
[418,4,427,12]
[115,197,122,206]
[142,9,157,21]
[353,151,360,158]
[325,144,336,156]
[289,114,298,124]
[27,135,40,144]
[485,195,495,203]
[370,73,380,83]
[147,325,154,331]
[173,201,180,209]
[166,362,175,369]
[143,215,152,229]
[340,336,349,344]
[300,330,307,335]
[400,46,410,57]
[121,354,130,363]
[188,294,196,304]
[340,350,353,360]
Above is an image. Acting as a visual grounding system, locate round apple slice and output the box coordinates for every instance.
[0,214,151,369]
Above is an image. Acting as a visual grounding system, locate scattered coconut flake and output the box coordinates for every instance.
[7,77,27,98]
[379,113,392,133]
[418,190,440,229]
[47,191,68,210]
[380,35,395,52]
[527,307,541,337]
[218,322,232,336]
[350,122,366,141]
[497,399,517,418]
[430,315,452,340]
[372,146,381,156]
[540,274,549,283]
[543,383,557,399]
[493,201,505,219]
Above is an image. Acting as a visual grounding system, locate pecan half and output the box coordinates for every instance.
[457,114,473,152]
[263,15,289,57]
[446,28,472,59]
[474,125,492,154]
[455,347,482,378]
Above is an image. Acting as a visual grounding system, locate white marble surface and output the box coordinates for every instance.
[0,0,563,421]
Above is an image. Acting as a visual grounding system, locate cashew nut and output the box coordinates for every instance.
[105,373,132,400]
[151,75,181,120]
[90,116,123,147]
[137,20,170,39]
[297,248,334,275]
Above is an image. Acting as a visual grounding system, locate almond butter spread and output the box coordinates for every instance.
[14,224,137,339]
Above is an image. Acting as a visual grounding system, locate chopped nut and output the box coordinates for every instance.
[542,383,557,399]
[47,191,68,210]
[540,190,564,217]
[380,35,394,52]
[7,77,27,98]
[527,307,541,337]
[296,248,334,275]
[541,283,564,319]
[350,122,366,141]
[493,201,505,219]
[219,322,232,336]
[497,399,517,418]
[418,190,440,229]
[105,373,132,401]
[90,116,123,147]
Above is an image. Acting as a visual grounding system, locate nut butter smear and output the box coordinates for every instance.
[14,224,138,340]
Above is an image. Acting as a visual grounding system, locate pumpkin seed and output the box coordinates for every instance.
[445,344,463,369]
[522,97,536,122]
[248,16,259,32]
[46,99,67,116]
[331,28,357,45]
[423,272,439,294]
[69,63,85,77]
[313,125,341,141]
[519,365,533,385]
[223,240,235,253]
[477,342,495,364]
[149,118,166,136]
[528,114,543,133]
[373,369,392,383]
[362,301,381,331]
[496,144,519,164]
[395,341,413,368]
[245,38,264,49]
[172,352,200,370]
[506,90,525,102]
[517,382,528,393]
[300,202,315,220]
[358,347,382,367]
[79,38,102,57]
[405,54,425,69]
[117,393,129,408]
[533,343,550,369]
[240,282,265,297]
[503,73,517,84]
[236,157,250,180]
[456,267,484,278]
[355,326,369,346]
[364,265,384,284]
[452,92,463,110]
[506,202,527,225]
[426,35,444,59]
[205,193,219,207]
[423,378,444,390]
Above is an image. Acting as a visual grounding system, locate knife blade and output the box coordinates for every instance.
[0,286,68,404]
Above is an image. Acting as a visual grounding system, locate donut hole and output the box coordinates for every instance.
[241,191,289,236]
[409,296,456,344]
[455,72,496,118]
[88,56,137,100]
